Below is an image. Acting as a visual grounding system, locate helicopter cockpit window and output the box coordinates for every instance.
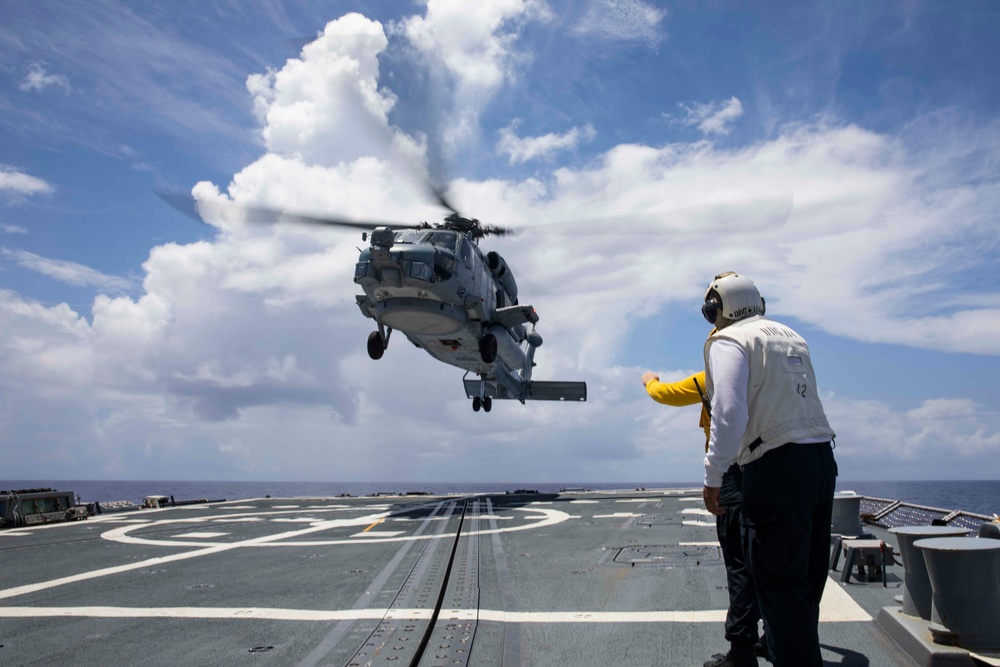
[394,230,424,244]
[425,230,459,252]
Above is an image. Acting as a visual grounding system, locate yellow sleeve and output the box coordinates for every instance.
[645,371,707,407]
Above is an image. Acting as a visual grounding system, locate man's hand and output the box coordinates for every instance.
[641,371,659,387]
[703,485,726,516]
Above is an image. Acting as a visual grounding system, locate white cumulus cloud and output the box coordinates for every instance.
[399,0,552,153]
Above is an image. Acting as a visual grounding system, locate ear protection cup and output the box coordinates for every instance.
[702,297,722,324]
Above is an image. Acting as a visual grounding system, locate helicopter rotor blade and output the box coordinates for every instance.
[155,189,427,231]
[480,224,516,237]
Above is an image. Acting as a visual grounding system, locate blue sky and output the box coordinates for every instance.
[2,0,999,484]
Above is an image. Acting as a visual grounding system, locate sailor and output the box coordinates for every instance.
[641,365,767,667]
[700,272,837,667]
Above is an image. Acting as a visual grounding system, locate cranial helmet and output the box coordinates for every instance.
[702,273,765,324]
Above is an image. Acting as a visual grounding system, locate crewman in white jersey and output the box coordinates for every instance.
[700,272,837,667]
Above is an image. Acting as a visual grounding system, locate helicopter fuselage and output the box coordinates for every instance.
[354,228,535,402]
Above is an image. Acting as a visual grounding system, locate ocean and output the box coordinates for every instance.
[3,479,999,517]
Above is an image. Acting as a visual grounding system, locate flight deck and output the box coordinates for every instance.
[0,489,932,666]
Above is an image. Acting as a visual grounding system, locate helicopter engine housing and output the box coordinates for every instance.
[486,251,518,304]
[487,324,527,371]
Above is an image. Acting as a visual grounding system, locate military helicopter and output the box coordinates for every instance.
[158,188,588,413]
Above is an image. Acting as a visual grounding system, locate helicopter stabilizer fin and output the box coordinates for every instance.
[463,379,586,402]
[526,381,587,402]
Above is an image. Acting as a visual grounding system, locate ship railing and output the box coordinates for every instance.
[860,496,995,532]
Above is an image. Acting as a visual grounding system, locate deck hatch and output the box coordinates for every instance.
[634,514,682,527]
[614,544,723,568]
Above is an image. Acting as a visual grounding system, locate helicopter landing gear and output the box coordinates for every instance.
[479,333,498,364]
[472,396,481,412]
[367,332,384,360]
[367,325,392,360]
[471,396,493,413]
[483,396,492,412]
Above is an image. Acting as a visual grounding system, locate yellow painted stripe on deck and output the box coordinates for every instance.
[361,518,385,533]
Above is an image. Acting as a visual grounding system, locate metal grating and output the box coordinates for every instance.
[860,496,993,532]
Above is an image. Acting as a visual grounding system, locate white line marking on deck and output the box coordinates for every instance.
[174,532,229,539]
[593,513,641,518]
[681,508,714,516]
[679,542,721,547]
[821,577,874,621]
[682,520,716,527]
[615,499,649,503]
[570,500,599,504]
[678,498,703,502]
[349,531,404,538]
[0,579,869,623]
[0,507,570,601]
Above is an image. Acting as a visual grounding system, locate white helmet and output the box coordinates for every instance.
[702,273,765,324]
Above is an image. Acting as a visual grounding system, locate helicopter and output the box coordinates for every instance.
[157,189,588,413]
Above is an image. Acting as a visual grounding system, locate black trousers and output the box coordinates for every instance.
[717,464,761,645]
[741,442,837,667]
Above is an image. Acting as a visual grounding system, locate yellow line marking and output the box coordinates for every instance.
[361,518,385,533]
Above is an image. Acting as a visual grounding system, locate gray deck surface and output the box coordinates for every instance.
[0,489,911,666]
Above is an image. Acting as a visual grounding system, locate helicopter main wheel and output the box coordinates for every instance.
[479,333,498,363]
[472,396,482,412]
[483,397,492,412]
[367,331,385,360]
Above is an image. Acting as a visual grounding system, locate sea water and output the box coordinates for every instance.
[2,479,998,517]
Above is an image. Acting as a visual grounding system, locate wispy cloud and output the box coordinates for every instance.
[497,122,596,164]
[572,0,666,49]
[671,97,745,136]
[2,223,28,235]
[19,62,71,93]
[0,166,54,197]
[0,1,256,158]
[0,247,134,292]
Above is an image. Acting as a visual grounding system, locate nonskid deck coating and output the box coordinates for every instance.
[0,490,902,666]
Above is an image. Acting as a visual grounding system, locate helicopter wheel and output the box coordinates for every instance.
[367,331,385,360]
[483,397,492,412]
[472,396,482,412]
[479,333,498,363]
